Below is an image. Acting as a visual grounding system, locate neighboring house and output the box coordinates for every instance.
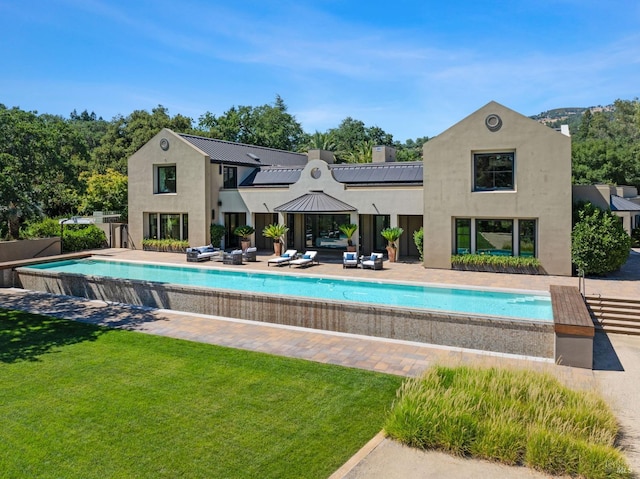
[423,101,573,276]
[573,184,640,234]
[128,101,574,275]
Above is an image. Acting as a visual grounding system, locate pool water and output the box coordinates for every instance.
[24,259,553,321]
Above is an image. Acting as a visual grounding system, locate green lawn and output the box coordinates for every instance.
[0,309,402,479]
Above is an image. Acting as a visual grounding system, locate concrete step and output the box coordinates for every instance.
[585,296,640,336]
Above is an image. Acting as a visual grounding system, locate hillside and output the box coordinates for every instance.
[530,105,614,130]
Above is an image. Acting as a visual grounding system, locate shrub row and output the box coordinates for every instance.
[451,254,542,274]
[384,365,631,479]
[142,238,189,252]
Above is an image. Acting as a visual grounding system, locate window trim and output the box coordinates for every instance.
[223,166,238,189]
[155,164,177,194]
[473,152,515,192]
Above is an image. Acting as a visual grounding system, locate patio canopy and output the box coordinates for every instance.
[274,192,356,213]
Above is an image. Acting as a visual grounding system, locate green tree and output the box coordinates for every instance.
[92,105,193,173]
[198,95,305,151]
[329,117,394,163]
[0,106,87,238]
[572,99,640,188]
[299,131,338,152]
[79,168,128,215]
[571,203,631,276]
[395,136,428,162]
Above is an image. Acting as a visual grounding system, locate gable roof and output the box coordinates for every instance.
[241,161,423,187]
[178,133,308,167]
[611,195,640,211]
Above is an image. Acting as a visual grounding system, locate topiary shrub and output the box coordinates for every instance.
[572,203,631,276]
[210,224,225,248]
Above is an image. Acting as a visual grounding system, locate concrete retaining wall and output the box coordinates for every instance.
[16,268,555,358]
[0,238,61,262]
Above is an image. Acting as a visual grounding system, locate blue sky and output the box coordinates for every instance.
[1,0,638,141]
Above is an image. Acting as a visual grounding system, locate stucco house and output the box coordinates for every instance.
[572,184,640,234]
[128,101,573,275]
[423,101,573,276]
[128,130,423,257]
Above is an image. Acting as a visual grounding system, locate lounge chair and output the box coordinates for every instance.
[343,251,359,268]
[223,249,243,265]
[267,249,297,267]
[288,251,318,268]
[242,247,257,262]
[186,245,220,262]
[360,252,384,270]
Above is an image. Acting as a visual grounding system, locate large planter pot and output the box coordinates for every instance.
[386,246,397,263]
[273,242,283,256]
[346,245,356,253]
[241,240,251,252]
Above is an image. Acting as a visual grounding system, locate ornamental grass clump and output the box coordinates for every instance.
[384,365,631,479]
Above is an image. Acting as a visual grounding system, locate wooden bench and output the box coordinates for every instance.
[550,285,594,369]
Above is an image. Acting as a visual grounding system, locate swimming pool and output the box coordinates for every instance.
[23,258,552,321]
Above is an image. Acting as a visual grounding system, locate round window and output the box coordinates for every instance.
[485,114,502,132]
[310,167,321,179]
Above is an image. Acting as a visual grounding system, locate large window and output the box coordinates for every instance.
[305,214,350,249]
[147,213,188,240]
[156,165,176,193]
[224,212,246,248]
[474,152,514,191]
[454,218,537,257]
[455,218,471,254]
[476,220,513,256]
[223,166,237,189]
[519,219,536,257]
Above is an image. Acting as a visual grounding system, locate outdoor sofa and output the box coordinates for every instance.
[186,245,220,262]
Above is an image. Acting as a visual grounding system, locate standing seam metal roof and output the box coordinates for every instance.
[611,195,640,211]
[178,134,308,167]
[274,192,356,212]
[242,162,423,187]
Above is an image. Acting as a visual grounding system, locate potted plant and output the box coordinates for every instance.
[338,223,358,252]
[380,226,404,262]
[234,225,255,251]
[262,223,289,256]
[210,223,225,248]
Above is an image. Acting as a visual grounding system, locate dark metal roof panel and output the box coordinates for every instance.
[611,195,640,211]
[274,192,356,212]
[330,162,423,184]
[178,134,308,167]
[240,167,303,186]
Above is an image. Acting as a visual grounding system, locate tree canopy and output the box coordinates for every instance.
[2,95,640,240]
[198,95,305,151]
[571,99,640,188]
